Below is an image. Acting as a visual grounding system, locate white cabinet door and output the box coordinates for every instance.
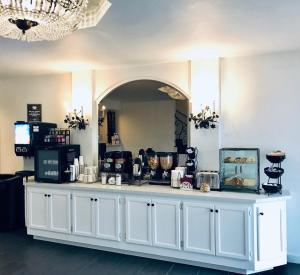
[257,202,286,262]
[28,189,48,230]
[215,204,250,260]
[48,190,71,234]
[152,199,180,250]
[126,197,152,246]
[73,193,95,237]
[183,202,215,255]
[95,195,120,241]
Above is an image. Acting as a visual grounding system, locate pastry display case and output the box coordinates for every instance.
[220,148,260,193]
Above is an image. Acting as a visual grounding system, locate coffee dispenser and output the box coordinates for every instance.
[103,151,116,172]
[186,147,198,175]
[147,152,159,179]
[114,151,132,174]
[159,152,174,180]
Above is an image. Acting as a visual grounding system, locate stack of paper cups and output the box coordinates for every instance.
[74,158,79,178]
[79,156,84,174]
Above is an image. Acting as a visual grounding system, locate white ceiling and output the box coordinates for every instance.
[1,0,300,77]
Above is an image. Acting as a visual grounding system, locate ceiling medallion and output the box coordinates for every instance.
[158,86,186,100]
[0,0,111,41]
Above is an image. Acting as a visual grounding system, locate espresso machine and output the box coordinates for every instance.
[102,151,132,182]
[103,151,116,173]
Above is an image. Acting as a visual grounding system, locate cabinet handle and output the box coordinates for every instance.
[95,199,98,202]
[44,194,47,197]
[91,198,94,201]
[210,209,214,212]
[151,203,155,207]
[215,209,219,213]
[259,212,264,216]
[48,195,51,197]
[147,203,150,206]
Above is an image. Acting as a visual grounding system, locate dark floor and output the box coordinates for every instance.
[0,230,299,275]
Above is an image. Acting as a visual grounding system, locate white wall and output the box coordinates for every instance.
[94,62,191,101]
[0,74,72,173]
[190,59,220,170]
[71,71,97,166]
[118,100,176,155]
[94,60,221,171]
[93,61,192,163]
[221,51,300,262]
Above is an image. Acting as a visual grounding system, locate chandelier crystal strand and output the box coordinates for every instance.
[0,0,89,41]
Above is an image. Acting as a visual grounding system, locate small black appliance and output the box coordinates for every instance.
[114,151,133,174]
[35,144,80,183]
[14,121,57,157]
[103,151,116,172]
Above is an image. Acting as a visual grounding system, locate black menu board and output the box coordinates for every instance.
[27,104,42,122]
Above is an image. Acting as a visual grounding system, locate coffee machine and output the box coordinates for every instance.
[102,151,132,182]
[114,151,132,175]
[186,147,197,174]
[103,151,116,173]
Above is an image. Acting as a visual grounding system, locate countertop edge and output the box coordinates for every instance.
[23,181,291,204]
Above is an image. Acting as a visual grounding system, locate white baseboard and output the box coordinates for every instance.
[288,254,300,264]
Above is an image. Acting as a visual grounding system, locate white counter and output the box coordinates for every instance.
[24,181,290,203]
[24,180,290,274]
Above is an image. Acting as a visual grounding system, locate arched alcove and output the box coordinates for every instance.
[96,77,191,103]
[97,79,190,160]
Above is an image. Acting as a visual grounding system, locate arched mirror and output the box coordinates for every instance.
[98,79,189,184]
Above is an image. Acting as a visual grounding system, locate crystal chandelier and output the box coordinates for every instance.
[0,0,111,41]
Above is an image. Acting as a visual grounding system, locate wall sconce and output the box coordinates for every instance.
[189,105,219,129]
[98,105,106,127]
[64,107,89,130]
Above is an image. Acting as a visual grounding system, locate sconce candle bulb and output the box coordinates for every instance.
[98,105,106,127]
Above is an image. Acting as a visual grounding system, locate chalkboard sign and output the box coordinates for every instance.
[27,104,42,122]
